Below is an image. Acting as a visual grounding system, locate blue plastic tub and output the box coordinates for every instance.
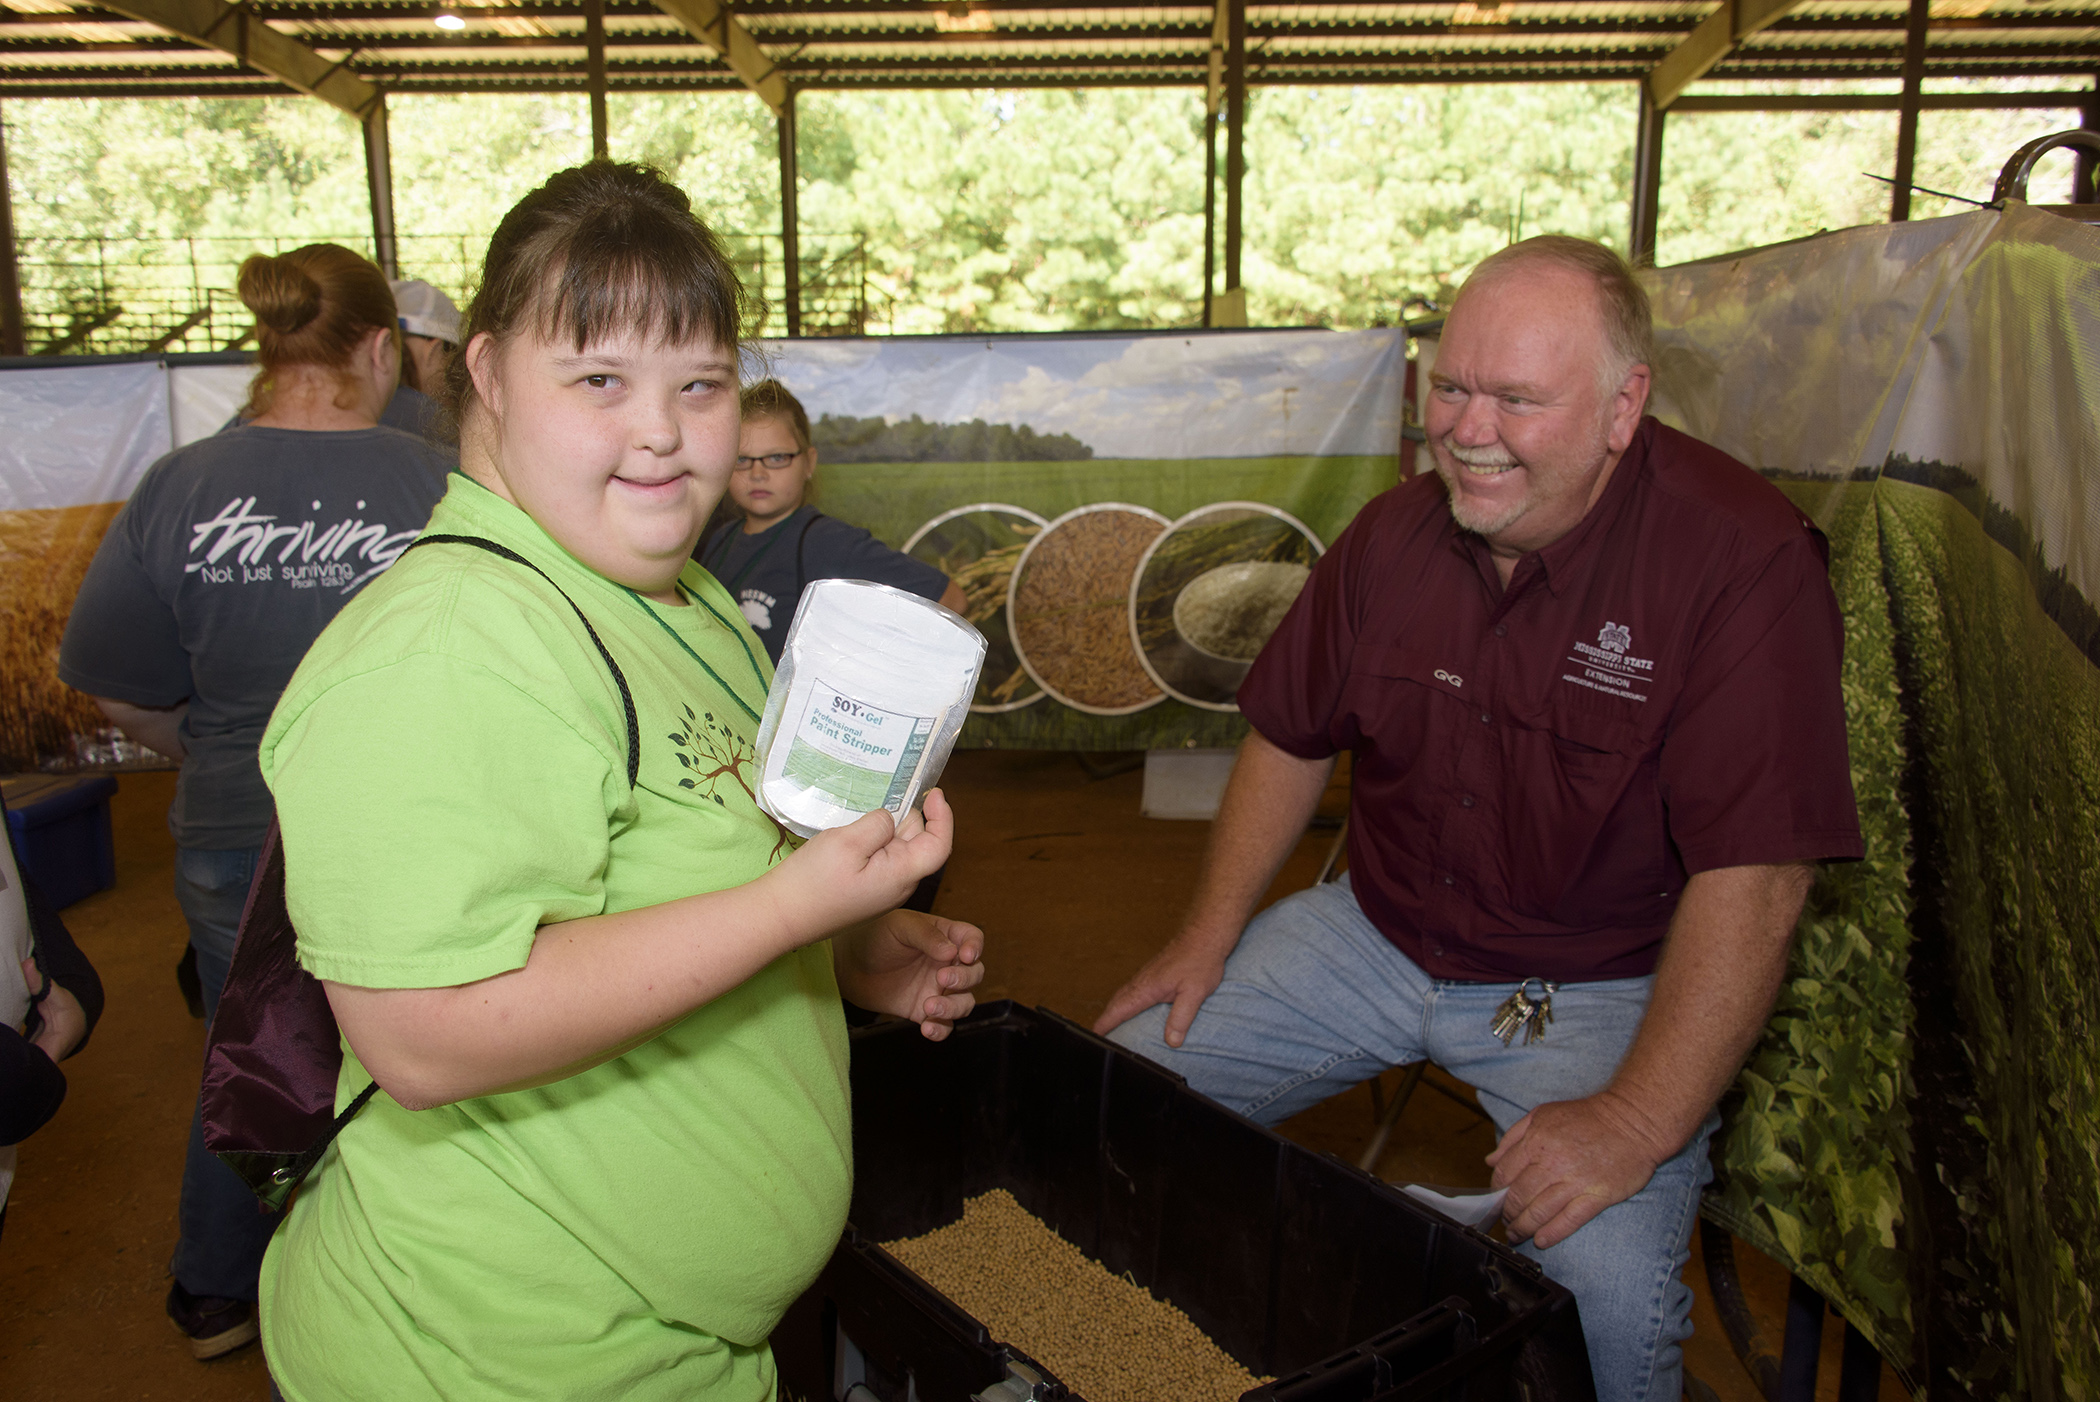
[3,773,119,910]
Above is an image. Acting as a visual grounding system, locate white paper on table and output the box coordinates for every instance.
[1400,1183,1508,1229]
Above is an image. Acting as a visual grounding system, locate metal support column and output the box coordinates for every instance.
[585,0,609,161]
[2078,74,2099,203]
[1201,109,1217,327]
[1223,0,1246,304]
[1778,1274,1826,1400]
[1200,1,1224,327]
[1630,82,1666,266]
[1889,0,1929,221]
[0,99,25,356]
[362,94,398,280]
[778,88,800,338]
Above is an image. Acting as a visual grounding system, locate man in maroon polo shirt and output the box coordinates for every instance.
[1097,235,1861,1400]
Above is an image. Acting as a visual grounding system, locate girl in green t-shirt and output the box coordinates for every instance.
[257,164,985,1401]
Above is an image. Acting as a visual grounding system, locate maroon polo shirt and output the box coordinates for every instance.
[1239,417,1863,983]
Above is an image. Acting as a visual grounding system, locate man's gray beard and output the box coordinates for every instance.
[1433,450,1530,538]
[1445,482,1531,538]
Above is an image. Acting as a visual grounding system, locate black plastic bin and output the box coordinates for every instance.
[774,1002,1593,1402]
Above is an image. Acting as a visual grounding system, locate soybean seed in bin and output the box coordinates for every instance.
[885,1191,1268,1402]
[772,1005,1597,1402]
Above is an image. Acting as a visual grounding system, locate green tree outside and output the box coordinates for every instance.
[0,80,2086,343]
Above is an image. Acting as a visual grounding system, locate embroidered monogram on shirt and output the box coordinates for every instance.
[1562,620,1654,702]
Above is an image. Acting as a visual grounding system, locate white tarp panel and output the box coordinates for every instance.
[169,364,255,450]
[1645,200,2100,606]
[0,360,171,512]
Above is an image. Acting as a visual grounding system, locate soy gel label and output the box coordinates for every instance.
[781,678,936,812]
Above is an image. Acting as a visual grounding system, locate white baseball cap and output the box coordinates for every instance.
[390,279,461,344]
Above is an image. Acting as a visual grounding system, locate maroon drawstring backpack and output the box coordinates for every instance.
[199,823,377,1211]
[198,534,640,1211]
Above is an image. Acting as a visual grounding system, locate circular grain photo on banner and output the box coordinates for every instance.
[1130,502,1324,712]
[903,503,1050,713]
[1007,503,1171,716]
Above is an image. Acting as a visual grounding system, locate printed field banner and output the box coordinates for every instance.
[0,333,1401,772]
[1643,201,2100,1401]
[760,328,1407,749]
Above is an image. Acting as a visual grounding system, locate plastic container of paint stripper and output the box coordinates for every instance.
[754,578,987,839]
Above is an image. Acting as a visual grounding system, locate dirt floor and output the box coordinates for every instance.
[0,754,1900,1401]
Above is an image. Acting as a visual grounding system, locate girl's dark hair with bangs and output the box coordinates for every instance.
[443,161,753,418]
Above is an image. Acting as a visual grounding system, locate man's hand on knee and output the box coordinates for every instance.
[1486,1091,1675,1249]
[1092,938,1229,1047]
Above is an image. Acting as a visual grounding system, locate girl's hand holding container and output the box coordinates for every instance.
[762,787,984,1039]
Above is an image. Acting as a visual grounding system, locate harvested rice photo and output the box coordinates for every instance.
[1007,504,1169,714]
[1130,504,1323,711]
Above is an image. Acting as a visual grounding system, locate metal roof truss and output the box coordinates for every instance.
[0,0,2094,99]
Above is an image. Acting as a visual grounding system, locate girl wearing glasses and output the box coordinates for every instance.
[702,379,966,663]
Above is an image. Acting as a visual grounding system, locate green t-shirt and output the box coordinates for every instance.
[257,475,850,1401]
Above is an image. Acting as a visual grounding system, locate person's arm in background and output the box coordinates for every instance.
[804,516,964,616]
[1092,732,1335,1047]
[0,1025,68,1146]
[16,827,103,1061]
[58,475,196,752]
[1488,860,1812,1247]
[2,832,103,1146]
[91,697,188,762]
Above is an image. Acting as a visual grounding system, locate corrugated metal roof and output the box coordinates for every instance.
[0,0,2093,97]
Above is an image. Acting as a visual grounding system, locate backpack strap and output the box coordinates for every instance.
[791,511,822,607]
[408,533,640,789]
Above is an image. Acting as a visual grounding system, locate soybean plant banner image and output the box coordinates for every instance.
[0,356,250,773]
[1643,202,2100,1401]
[761,328,1406,751]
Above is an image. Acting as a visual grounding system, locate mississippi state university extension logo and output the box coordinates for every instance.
[1563,619,1653,702]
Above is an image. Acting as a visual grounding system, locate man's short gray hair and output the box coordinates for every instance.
[1459,236,1654,397]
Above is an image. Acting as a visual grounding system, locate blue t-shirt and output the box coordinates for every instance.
[697,506,947,662]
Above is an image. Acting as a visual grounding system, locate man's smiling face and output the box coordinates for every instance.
[1424,261,1650,564]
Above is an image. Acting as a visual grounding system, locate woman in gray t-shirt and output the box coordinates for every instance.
[56,244,449,1363]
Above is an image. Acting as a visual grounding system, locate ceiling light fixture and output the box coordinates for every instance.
[434,12,466,30]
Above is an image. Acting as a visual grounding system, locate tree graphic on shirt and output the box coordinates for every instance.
[668,702,794,856]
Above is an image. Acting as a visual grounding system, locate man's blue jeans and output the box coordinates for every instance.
[170,844,280,1303]
[1106,876,1714,1402]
